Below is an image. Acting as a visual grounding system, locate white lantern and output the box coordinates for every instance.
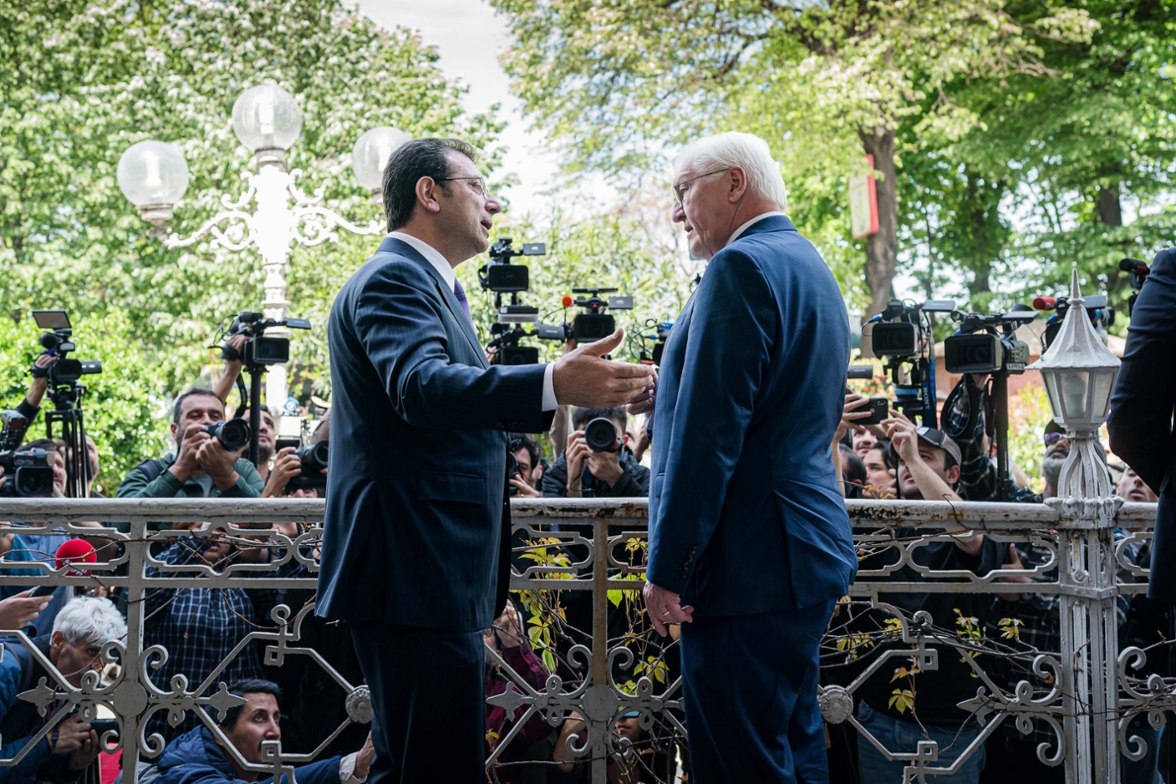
[116,140,190,226]
[231,84,302,164]
[352,127,411,195]
[1029,270,1121,503]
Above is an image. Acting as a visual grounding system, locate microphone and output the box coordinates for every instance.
[561,295,574,308]
[30,540,98,598]
[1032,297,1056,311]
[1120,258,1150,276]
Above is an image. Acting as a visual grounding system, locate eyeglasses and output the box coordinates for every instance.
[435,176,488,197]
[673,168,730,205]
[1044,432,1069,446]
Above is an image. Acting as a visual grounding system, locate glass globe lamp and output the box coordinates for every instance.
[352,127,411,196]
[231,84,302,164]
[117,140,190,226]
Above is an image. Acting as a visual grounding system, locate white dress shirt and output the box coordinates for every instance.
[387,232,557,410]
[726,211,785,247]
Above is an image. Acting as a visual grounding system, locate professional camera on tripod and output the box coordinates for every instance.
[478,237,547,366]
[864,298,955,427]
[215,311,311,465]
[33,310,102,498]
[1032,292,1114,351]
[534,287,635,354]
[942,304,1038,501]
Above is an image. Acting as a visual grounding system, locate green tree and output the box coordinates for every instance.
[492,0,1097,320]
[0,0,502,397]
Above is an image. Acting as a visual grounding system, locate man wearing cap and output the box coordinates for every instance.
[851,414,1007,783]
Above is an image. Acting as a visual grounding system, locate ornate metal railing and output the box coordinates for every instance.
[0,497,1161,784]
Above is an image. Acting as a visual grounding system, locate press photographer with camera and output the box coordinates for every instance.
[116,390,263,502]
[507,434,541,498]
[541,407,650,498]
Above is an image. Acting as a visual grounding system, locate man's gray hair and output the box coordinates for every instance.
[53,596,127,645]
[673,132,788,211]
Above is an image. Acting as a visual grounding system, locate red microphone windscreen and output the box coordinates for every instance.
[1032,297,1056,311]
[561,295,574,308]
[54,539,97,574]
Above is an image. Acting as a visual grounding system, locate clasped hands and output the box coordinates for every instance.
[552,329,657,410]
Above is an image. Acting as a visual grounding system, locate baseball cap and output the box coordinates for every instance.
[915,427,962,466]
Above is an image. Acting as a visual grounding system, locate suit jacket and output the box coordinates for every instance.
[1108,247,1176,603]
[646,214,857,616]
[316,236,552,631]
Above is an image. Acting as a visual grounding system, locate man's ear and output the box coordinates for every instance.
[415,177,443,215]
[726,166,749,203]
[946,464,961,488]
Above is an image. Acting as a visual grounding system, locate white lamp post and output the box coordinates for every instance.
[117,83,409,411]
[1029,270,1121,514]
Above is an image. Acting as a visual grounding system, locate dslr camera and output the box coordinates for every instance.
[219,312,311,366]
[943,306,1037,375]
[286,441,329,492]
[203,420,251,451]
[583,417,621,452]
[0,447,54,497]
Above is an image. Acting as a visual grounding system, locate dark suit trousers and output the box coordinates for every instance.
[680,601,835,784]
[351,621,485,783]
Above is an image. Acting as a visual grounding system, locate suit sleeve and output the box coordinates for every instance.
[1109,248,1176,493]
[353,263,550,432]
[646,249,774,594]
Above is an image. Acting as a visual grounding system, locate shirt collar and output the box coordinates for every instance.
[726,211,786,247]
[387,231,456,289]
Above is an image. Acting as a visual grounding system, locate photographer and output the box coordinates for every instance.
[116,390,263,502]
[508,434,542,499]
[541,407,650,498]
[0,596,125,784]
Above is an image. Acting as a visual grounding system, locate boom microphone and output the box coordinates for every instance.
[1032,297,1056,311]
[1120,258,1150,276]
[29,539,98,597]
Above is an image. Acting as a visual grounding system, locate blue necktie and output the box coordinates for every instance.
[453,279,475,330]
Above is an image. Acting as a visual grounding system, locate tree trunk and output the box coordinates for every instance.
[1097,185,1123,227]
[858,125,899,357]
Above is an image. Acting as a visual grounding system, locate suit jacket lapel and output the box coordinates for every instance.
[378,237,488,369]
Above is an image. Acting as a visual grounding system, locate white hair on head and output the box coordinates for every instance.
[53,596,127,645]
[673,132,788,211]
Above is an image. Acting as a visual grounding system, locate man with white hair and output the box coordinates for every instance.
[0,596,126,784]
[641,132,856,782]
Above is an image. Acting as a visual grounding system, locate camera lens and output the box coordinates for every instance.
[296,441,329,471]
[208,420,251,451]
[583,417,618,452]
[14,466,52,497]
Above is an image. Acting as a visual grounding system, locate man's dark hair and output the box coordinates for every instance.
[24,438,61,453]
[838,443,866,499]
[508,434,540,471]
[382,138,479,232]
[172,389,225,425]
[572,407,627,431]
[218,679,281,730]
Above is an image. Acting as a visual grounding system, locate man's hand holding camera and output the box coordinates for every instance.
[262,446,302,499]
[170,425,240,490]
[52,713,99,770]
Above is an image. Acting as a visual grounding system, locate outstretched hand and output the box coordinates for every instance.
[644,581,693,637]
[552,329,655,408]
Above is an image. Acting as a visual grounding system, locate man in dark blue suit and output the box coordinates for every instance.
[1109,247,1176,604]
[641,132,857,783]
[317,138,655,783]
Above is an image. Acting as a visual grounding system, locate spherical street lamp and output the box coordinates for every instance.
[231,84,303,165]
[116,141,190,227]
[351,127,411,198]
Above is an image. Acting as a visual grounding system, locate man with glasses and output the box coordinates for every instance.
[642,132,856,782]
[317,137,655,783]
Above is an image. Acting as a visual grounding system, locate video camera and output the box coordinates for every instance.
[0,410,31,453]
[865,299,955,427]
[1032,293,1113,351]
[0,447,54,497]
[33,311,102,387]
[478,238,547,365]
[219,311,311,367]
[943,306,1037,375]
[1120,257,1151,318]
[637,320,673,366]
